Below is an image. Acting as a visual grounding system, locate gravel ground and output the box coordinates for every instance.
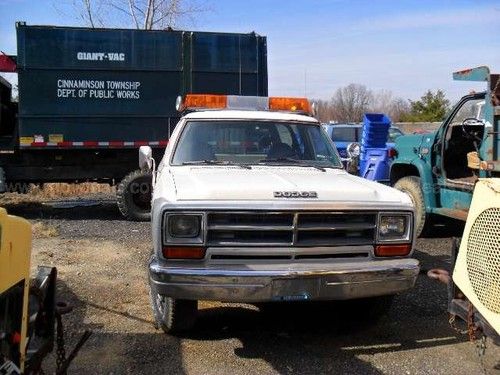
[3,196,499,374]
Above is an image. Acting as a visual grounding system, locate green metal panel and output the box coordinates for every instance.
[437,187,473,211]
[16,26,183,71]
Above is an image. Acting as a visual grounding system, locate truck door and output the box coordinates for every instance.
[435,94,486,212]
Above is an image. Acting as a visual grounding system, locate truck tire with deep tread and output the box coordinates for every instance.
[150,282,198,334]
[394,176,427,237]
[116,169,152,221]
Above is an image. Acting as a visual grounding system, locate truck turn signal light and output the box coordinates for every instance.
[375,244,411,257]
[162,246,206,259]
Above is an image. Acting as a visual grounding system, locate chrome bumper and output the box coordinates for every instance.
[149,258,420,302]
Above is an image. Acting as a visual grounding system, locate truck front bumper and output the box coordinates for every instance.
[149,258,420,302]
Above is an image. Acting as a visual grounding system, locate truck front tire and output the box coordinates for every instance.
[116,169,152,221]
[150,283,198,334]
[394,176,427,237]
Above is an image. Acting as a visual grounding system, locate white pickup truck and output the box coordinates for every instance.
[140,95,419,333]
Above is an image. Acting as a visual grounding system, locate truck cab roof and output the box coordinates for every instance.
[181,109,319,123]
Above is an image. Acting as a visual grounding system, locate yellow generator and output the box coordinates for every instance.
[0,208,90,374]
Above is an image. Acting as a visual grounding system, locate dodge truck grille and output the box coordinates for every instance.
[206,211,377,247]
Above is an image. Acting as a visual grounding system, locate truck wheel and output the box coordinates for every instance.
[394,176,427,237]
[116,170,152,221]
[149,283,198,334]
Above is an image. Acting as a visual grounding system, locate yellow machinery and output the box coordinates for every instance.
[0,207,60,374]
[0,208,89,374]
[0,207,33,373]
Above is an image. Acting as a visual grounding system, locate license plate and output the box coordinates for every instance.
[271,278,319,301]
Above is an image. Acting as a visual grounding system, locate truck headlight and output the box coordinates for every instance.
[163,213,204,246]
[377,214,412,242]
[168,214,201,237]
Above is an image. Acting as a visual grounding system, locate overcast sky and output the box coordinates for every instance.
[1,0,499,103]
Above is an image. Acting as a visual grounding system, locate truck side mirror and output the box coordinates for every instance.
[344,142,360,175]
[139,146,153,171]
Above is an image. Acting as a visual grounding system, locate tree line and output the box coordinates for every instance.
[314,84,450,123]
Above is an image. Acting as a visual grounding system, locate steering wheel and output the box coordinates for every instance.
[461,117,483,143]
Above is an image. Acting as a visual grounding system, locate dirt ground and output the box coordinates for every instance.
[3,194,500,374]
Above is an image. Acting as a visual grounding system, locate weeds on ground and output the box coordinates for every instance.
[32,221,59,238]
[0,183,115,204]
[30,183,115,198]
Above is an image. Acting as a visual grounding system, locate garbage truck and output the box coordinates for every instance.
[0,22,268,220]
[390,66,499,236]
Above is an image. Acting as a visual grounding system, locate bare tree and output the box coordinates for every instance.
[63,0,208,29]
[314,99,335,123]
[330,84,372,123]
[387,97,411,122]
[316,86,411,123]
[371,90,410,122]
[371,89,393,113]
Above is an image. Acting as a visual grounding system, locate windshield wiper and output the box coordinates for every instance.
[258,158,326,172]
[182,160,251,169]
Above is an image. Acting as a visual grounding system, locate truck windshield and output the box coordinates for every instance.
[171,120,342,168]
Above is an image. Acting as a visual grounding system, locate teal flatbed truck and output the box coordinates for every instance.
[391,66,500,236]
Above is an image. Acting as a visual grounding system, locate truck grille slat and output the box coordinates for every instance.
[208,225,294,231]
[209,212,294,226]
[297,224,376,231]
[206,211,377,247]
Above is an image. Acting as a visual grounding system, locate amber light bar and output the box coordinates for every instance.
[176,94,313,115]
[269,97,311,113]
[163,246,206,259]
[375,244,412,257]
[182,94,227,111]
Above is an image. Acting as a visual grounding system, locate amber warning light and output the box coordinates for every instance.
[176,94,313,115]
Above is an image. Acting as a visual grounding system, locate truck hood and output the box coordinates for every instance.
[165,166,411,206]
[395,132,437,156]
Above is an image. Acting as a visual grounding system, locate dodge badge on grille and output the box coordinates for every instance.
[273,191,318,198]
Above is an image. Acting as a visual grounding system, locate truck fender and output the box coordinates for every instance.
[390,159,437,210]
